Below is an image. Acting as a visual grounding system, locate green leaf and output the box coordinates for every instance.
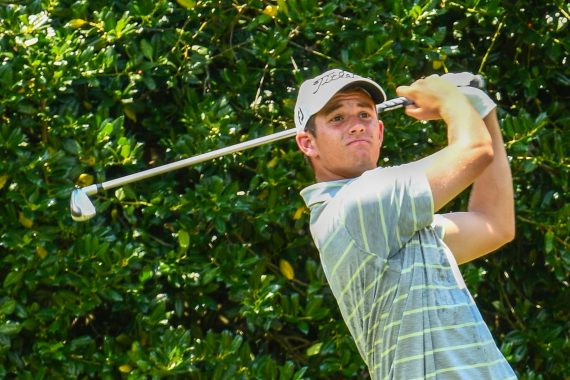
[0,63,13,85]
[178,230,190,249]
[0,322,22,335]
[306,342,322,356]
[545,230,554,254]
[143,75,157,90]
[70,336,95,350]
[0,299,16,315]
[100,289,124,302]
[62,139,81,155]
[3,271,23,288]
[140,39,153,60]
[120,143,131,158]
[292,367,308,380]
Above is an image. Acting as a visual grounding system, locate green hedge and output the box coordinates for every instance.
[0,0,568,378]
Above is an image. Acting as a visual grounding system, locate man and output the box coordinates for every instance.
[295,69,516,379]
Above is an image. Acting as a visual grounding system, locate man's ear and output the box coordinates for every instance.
[378,120,385,143]
[296,132,318,158]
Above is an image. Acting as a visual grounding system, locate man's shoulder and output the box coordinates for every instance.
[300,178,350,208]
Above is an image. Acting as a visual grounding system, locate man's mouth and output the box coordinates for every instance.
[347,139,371,146]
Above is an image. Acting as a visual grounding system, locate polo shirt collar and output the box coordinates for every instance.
[300,179,350,208]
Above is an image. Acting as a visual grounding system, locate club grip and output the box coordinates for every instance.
[376,74,486,114]
[376,97,413,113]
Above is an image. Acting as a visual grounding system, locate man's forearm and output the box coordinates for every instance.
[397,77,495,212]
[467,109,515,242]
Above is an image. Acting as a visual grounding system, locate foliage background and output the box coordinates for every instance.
[0,0,568,378]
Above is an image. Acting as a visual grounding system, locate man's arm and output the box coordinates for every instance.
[437,110,515,264]
[397,77,514,263]
[396,77,494,212]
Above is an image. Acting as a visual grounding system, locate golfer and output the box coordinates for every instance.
[295,69,516,379]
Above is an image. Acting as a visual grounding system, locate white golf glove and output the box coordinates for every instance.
[440,72,497,118]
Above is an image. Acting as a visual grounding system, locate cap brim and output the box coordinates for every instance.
[340,81,386,104]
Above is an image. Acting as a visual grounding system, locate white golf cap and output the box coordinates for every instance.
[294,69,386,134]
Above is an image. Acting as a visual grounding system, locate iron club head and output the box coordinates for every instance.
[70,188,96,221]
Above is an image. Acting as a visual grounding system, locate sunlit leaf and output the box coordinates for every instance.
[76,173,94,187]
[293,206,305,220]
[178,230,190,249]
[68,19,87,29]
[36,245,48,259]
[306,342,322,356]
[18,212,33,228]
[176,0,195,9]
[279,259,295,280]
[124,107,137,122]
[0,174,8,190]
[262,5,279,17]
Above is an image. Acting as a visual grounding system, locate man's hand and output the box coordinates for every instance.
[456,86,497,118]
[396,76,474,122]
[439,72,497,118]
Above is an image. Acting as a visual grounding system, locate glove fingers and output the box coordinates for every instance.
[440,72,476,87]
[458,86,496,118]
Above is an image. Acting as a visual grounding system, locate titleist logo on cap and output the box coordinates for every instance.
[311,70,357,94]
[297,108,305,126]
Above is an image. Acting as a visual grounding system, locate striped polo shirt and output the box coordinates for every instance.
[300,164,516,379]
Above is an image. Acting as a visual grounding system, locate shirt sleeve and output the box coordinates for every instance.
[432,214,447,240]
[340,164,434,257]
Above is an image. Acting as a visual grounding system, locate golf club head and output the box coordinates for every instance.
[70,188,96,222]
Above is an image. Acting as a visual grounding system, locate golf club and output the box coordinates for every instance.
[70,127,296,221]
[70,74,485,221]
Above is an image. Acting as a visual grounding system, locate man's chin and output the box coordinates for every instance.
[344,162,377,178]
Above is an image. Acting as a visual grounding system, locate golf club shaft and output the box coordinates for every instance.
[81,127,297,196]
[80,96,414,196]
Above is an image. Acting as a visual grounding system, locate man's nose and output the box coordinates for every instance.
[348,118,366,134]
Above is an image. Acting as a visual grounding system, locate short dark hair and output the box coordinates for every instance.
[304,115,316,136]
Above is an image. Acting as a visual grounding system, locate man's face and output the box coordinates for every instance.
[296,89,384,181]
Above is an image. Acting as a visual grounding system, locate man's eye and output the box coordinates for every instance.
[330,115,343,122]
[359,112,371,118]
